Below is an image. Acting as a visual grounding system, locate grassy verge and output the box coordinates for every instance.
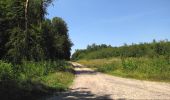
[77,57,170,82]
[0,60,75,100]
[41,71,74,91]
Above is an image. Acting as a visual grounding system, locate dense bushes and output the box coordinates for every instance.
[122,58,138,71]
[0,60,74,100]
[122,57,170,80]
[72,40,170,60]
[0,60,72,81]
[0,61,13,80]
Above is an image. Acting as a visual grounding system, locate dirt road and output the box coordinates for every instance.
[47,62,170,100]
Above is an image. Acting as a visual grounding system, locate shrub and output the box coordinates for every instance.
[20,61,46,79]
[14,60,71,81]
[0,60,13,80]
[97,63,117,72]
[122,58,138,71]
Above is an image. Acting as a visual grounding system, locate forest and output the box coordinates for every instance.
[0,0,74,100]
[73,40,170,81]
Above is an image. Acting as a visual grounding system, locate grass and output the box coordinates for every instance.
[41,71,74,91]
[77,57,170,82]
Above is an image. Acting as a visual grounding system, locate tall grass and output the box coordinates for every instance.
[78,57,170,82]
[41,72,74,91]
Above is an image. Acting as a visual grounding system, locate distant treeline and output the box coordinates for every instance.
[72,40,170,60]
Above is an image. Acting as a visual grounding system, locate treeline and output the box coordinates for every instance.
[0,0,72,63]
[72,40,170,60]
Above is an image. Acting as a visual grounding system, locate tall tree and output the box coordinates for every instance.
[1,0,73,62]
[52,17,73,60]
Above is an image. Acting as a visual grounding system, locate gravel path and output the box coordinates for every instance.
[47,62,170,100]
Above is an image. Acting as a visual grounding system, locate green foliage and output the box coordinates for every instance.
[6,27,25,63]
[41,72,74,90]
[0,0,74,99]
[40,18,73,60]
[0,0,73,62]
[0,60,13,80]
[19,60,72,78]
[78,57,170,81]
[122,58,138,71]
[0,60,74,99]
[72,40,170,60]
[12,60,71,81]
[97,63,117,73]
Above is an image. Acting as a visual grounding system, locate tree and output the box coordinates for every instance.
[51,17,73,60]
[0,0,25,61]
[1,0,73,62]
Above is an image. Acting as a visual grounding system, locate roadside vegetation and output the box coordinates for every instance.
[0,60,74,100]
[73,40,170,82]
[78,57,170,82]
[0,0,74,100]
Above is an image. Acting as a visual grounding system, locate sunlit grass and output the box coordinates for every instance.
[77,57,170,82]
[77,57,121,68]
[41,71,74,91]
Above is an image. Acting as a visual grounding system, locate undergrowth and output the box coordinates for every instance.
[0,60,74,100]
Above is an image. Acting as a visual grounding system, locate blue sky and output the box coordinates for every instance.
[47,0,170,54]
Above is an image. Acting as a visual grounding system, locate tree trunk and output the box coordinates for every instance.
[40,0,43,29]
[25,0,29,59]
[25,0,29,31]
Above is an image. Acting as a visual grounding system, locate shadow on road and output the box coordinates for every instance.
[42,63,127,100]
[44,87,112,100]
[0,80,59,100]
[72,62,97,75]
[75,70,97,75]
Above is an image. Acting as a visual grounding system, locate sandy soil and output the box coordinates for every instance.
[46,62,170,100]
